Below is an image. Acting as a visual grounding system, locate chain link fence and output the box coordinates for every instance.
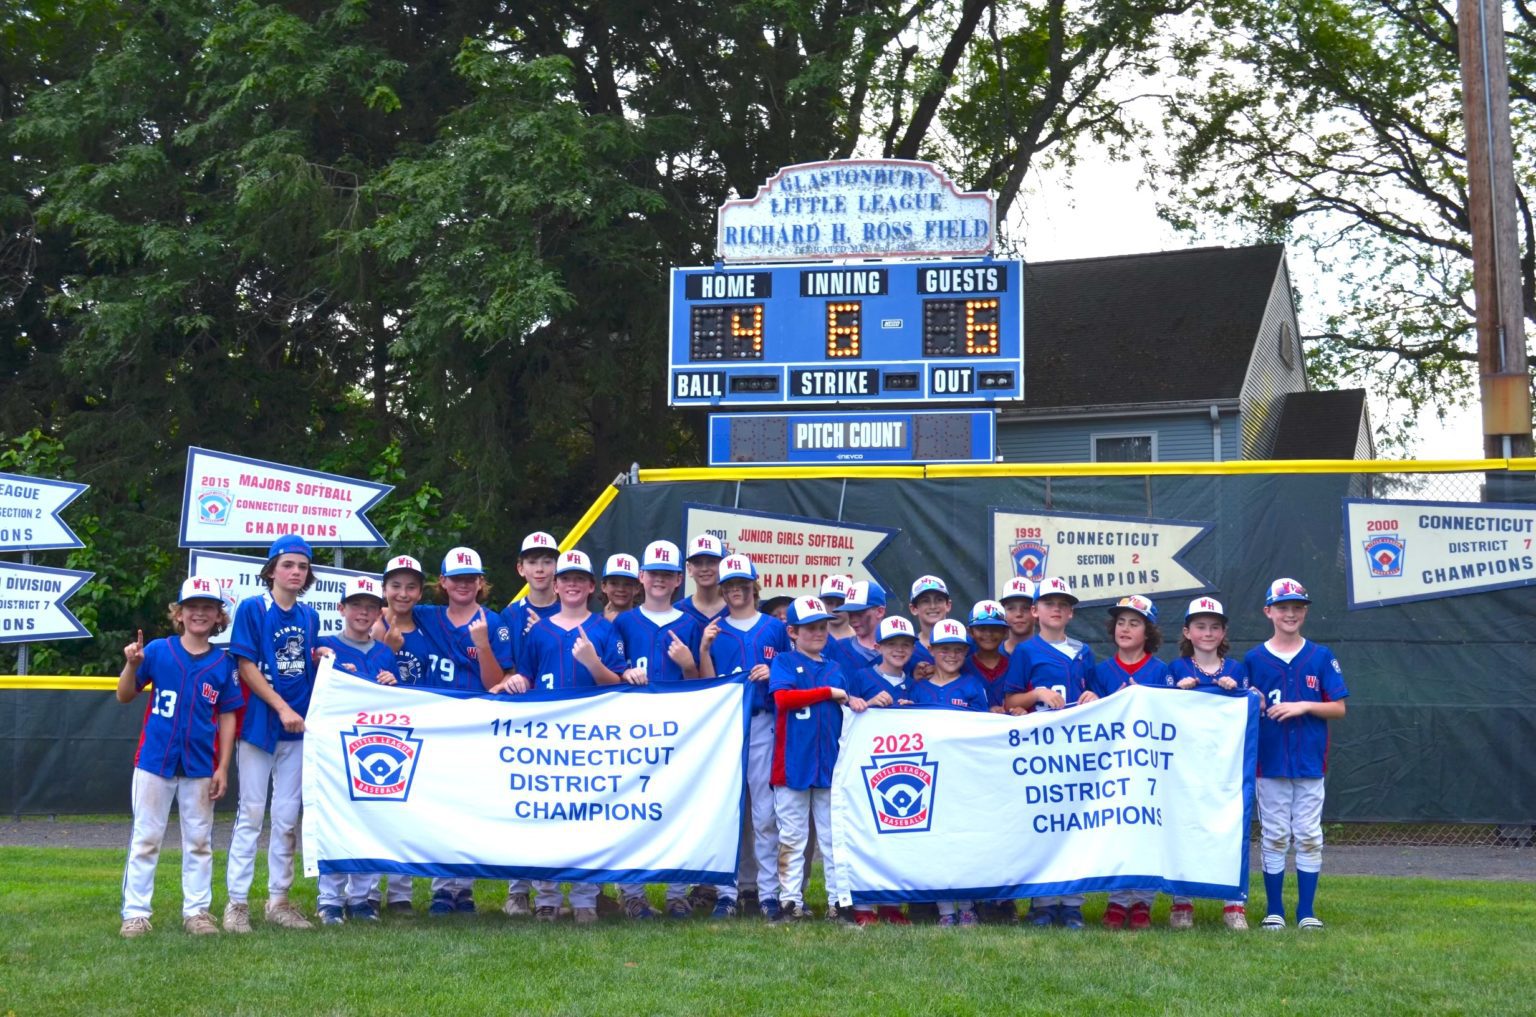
[1323,823,1536,847]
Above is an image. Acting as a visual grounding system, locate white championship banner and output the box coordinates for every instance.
[302,661,749,884]
[830,685,1258,904]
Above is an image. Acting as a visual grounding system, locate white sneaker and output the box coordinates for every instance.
[264,898,314,929]
[119,916,152,938]
[502,893,531,918]
[222,901,253,934]
[183,910,220,935]
[1223,908,1249,931]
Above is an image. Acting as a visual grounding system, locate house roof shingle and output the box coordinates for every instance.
[1022,244,1286,407]
[1271,389,1372,459]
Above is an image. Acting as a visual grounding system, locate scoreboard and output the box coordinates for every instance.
[669,258,1023,406]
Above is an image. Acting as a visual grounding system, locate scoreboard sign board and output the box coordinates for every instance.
[669,258,1023,407]
[708,410,995,466]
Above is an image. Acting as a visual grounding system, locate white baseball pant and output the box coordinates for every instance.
[121,769,216,919]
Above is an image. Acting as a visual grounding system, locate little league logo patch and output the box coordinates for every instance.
[1009,539,1048,582]
[196,489,232,526]
[861,751,939,834]
[1363,534,1405,578]
[340,725,423,802]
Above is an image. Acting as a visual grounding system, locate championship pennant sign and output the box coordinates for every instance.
[0,472,88,553]
[829,686,1258,904]
[681,502,898,599]
[0,560,94,644]
[187,550,373,645]
[1344,497,1536,609]
[989,508,1214,607]
[302,663,748,884]
[180,447,392,548]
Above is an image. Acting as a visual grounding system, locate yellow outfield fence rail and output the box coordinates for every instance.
[639,457,1532,482]
[0,676,117,691]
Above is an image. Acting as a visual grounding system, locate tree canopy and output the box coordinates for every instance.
[1158,0,1535,448]
[1,0,1192,672]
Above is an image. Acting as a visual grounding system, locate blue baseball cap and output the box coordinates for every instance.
[786,596,834,625]
[876,616,916,642]
[837,581,886,611]
[266,534,313,561]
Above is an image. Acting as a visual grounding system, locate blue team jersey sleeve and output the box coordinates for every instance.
[213,650,244,709]
[1318,645,1349,700]
[594,618,626,676]
[486,608,515,669]
[768,654,800,694]
[1002,641,1032,695]
[228,596,265,664]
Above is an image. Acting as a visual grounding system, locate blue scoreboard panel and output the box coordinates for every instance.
[669,258,1023,406]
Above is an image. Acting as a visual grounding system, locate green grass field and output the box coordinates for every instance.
[2,847,1530,1016]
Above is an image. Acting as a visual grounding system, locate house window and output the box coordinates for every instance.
[1092,432,1157,462]
[1279,322,1295,367]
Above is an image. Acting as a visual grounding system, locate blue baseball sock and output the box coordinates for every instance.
[1295,869,1319,920]
[1263,870,1286,918]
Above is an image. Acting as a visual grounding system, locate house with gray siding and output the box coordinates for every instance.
[999,244,1370,463]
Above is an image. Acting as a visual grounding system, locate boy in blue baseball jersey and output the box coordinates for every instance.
[845,615,914,928]
[1002,576,1097,928]
[821,574,854,642]
[377,555,431,690]
[501,531,561,669]
[904,619,988,928]
[502,549,626,924]
[611,540,703,918]
[769,596,866,922]
[224,535,323,932]
[678,534,728,625]
[1093,595,1169,932]
[600,552,642,622]
[496,531,561,919]
[998,577,1036,654]
[1163,596,1252,931]
[415,546,519,916]
[907,575,951,679]
[697,553,790,920]
[372,554,432,915]
[117,577,243,938]
[1244,578,1348,932]
[316,575,400,925]
[827,580,885,676]
[903,619,990,712]
[960,600,1011,711]
[612,540,703,686]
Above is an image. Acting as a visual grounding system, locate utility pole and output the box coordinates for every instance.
[1458,0,1532,460]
